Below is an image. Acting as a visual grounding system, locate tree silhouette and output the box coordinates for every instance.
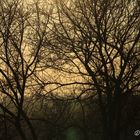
[45,0,140,140]
[0,0,52,140]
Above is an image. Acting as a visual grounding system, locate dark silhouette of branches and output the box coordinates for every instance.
[0,0,52,140]
[0,0,139,140]
[43,0,140,140]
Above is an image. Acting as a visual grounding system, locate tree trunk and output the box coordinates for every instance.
[21,111,38,140]
[102,99,122,140]
[15,122,28,140]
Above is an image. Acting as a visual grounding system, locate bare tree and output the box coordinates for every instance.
[0,0,52,140]
[44,0,140,140]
